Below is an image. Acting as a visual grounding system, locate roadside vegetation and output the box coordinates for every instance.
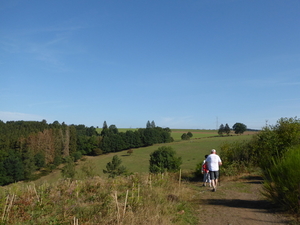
[0,173,197,224]
[220,117,300,215]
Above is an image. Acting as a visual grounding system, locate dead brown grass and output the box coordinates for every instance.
[0,172,198,224]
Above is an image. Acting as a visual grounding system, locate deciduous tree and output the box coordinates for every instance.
[233,123,247,135]
[187,132,193,138]
[181,133,189,140]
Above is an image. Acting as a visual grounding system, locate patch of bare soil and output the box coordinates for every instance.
[191,175,296,225]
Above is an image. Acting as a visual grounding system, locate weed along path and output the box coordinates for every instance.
[191,175,292,225]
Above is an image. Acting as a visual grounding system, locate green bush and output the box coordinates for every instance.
[103,155,127,178]
[220,117,300,174]
[254,117,300,170]
[262,145,300,213]
[194,161,203,177]
[219,140,256,175]
[149,146,182,173]
[181,133,190,140]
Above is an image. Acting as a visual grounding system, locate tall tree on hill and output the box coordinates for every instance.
[22,148,36,180]
[150,120,156,128]
[109,125,118,134]
[101,121,109,136]
[69,125,77,156]
[2,150,24,185]
[103,121,108,129]
[142,128,156,146]
[146,120,151,129]
[218,124,225,136]
[224,123,231,136]
[233,122,247,135]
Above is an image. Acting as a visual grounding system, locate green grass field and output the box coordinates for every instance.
[171,129,218,141]
[35,131,256,185]
[96,128,219,141]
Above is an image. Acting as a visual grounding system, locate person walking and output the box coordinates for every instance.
[201,155,211,187]
[206,149,222,192]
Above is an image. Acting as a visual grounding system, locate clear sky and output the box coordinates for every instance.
[1,0,299,130]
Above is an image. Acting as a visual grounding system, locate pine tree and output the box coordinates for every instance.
[218,124,225,136]
[101,121,109,136]
[103,155,127,178]
[224,123,231,135]
[150,120,156,128]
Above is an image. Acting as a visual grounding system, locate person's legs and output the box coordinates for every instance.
[211,179,216,189]
[207,173,211,187]
[214,179,218,190]
[209,171,216,190]
[214,171,219,188]
[203,173,207,186]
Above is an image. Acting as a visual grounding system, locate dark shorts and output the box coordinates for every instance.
[209,171,219,180]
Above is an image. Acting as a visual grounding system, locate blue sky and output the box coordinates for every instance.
[1,0,299,130]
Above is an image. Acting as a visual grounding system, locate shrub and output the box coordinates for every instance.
[194,161,203,177]
[72,151,83,162]
[103,155,127,178]
[181,133,190,140]
[239,117,300,175]
[80,161,97,178]
[220,117,300,175]
[127,149,133,155]
[262,145,300,213]
[220,140,254,166]
[149,146,182,173]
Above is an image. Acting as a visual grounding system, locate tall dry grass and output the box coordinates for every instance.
[0,172,198,224]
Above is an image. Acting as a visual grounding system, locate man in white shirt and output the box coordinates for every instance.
[205,149,222,192]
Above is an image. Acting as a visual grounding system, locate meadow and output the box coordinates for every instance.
[35,130,255,185]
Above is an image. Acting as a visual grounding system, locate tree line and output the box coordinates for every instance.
[218,122,247,136]
[0,120,172,186]
[99,120,173,153]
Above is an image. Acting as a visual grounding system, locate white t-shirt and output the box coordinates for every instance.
[206,154,222,171]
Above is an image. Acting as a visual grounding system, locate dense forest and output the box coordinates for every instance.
[0,120,172,186]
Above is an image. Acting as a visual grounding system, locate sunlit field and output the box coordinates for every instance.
[34,130,257,185]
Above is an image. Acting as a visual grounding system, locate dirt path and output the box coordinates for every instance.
[190,175,294,225]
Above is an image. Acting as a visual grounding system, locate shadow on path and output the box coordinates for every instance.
[201,198,273,210]
[240,175,264,184]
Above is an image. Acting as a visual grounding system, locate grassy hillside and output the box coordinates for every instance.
[34,132,255,185]
[0,131,258,224]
